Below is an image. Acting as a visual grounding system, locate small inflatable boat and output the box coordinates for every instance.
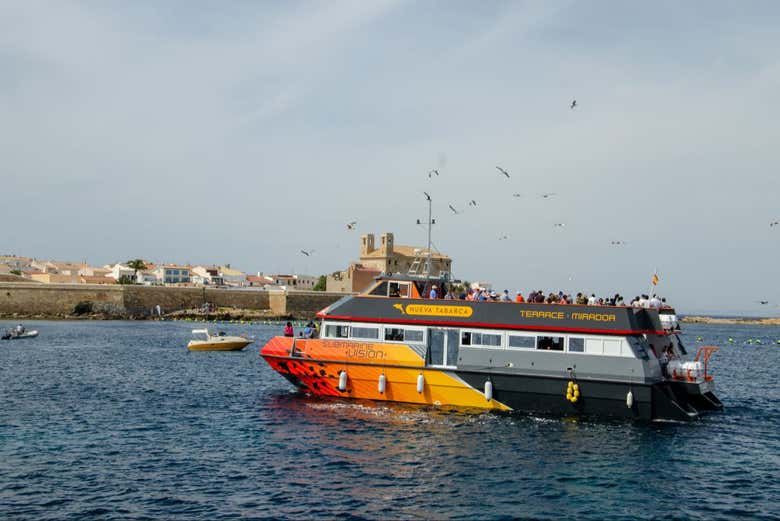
[1,329,39,340]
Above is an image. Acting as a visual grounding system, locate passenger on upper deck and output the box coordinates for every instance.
[500,289,511,302]
[587,294,597,305]
[515,291,525,303]
[649,294,662,308]
[429,285,438,299]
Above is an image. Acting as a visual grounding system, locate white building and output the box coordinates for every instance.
[219,266,246,287]
[107,263,135,281]
[271,274,319,290]
[154,265,191,285]
[191,266,225,286]
[136,270,158,285]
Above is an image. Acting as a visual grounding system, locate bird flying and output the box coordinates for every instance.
[570,99,577,109]
[498,234,510,240]
[512,193,522,198]
[770,221,779,227]
[757,300,770,305]
[448,204,459,215]
[428,169,440,178]
[496,166,510,178]
[541,192,557,199]
[553,223,565,228]
[300,249,314,256]
[423,191,431,201]
[346,221,357,230]
[468,200,478,207]
[610,240,627,245]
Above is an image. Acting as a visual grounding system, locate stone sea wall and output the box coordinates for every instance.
[0,283,344,319]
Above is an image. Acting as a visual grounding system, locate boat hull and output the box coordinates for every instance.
[261,336,722,421]
[188,339,252,351]
[1,330,38,340]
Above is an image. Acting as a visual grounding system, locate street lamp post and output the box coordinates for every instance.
[418,192,435,281]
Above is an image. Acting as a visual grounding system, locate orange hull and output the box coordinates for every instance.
[261,336,510,410]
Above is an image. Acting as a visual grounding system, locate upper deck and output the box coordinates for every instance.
[316,275,675,336]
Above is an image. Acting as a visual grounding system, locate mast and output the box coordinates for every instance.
[426,192,432,280]
[418,192,435,281]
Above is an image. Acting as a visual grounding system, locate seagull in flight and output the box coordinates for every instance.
[553,223,565,228]
[300,249,314,256]
[496,166,510,178]
[468,200,478,207]
[498,234,510,240]
[756,300,770,305]
[541,192,557,199]
[770,221,779,227]
[512,193,522,198]
[570,99,577,109]
[448,204,459,215]
[346,221,357,230]
[610,240,627,245]
[428,169,440,178]
[423,191,431,201]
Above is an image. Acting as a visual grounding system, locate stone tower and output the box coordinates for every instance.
[379,233,394,257]
[360,234,375,256]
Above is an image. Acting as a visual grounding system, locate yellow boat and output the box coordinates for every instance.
[187,329,254,351]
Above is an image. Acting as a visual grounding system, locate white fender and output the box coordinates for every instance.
[626,390,634,408]
[378,373,386,394]
[338,370,348,392]
[484,380,493,402]
[416,373,425,394]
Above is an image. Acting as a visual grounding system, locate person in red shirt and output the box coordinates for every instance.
[515,291,525,303]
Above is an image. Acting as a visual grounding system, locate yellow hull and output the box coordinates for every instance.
[187,340,253,351]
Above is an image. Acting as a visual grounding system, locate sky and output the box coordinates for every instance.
[1,1,779,315]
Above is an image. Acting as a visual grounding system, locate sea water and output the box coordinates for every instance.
[0,320,778,520]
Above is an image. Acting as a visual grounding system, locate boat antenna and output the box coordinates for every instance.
[420,192,435,280]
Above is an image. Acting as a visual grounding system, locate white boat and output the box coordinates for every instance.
[1,329,38,340]
[187,329,253,351]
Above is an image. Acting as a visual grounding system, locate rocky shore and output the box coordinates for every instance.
[0,306,312,322]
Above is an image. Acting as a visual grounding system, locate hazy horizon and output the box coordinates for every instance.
[2,1,778,316]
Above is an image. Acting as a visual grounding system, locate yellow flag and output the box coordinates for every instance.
[652,273,659,286]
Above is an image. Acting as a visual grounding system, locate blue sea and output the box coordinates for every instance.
[1,320,778,520]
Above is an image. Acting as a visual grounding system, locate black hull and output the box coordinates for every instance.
[457,371,723,422]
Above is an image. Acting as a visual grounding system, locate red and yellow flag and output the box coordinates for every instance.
[652,273,659,286]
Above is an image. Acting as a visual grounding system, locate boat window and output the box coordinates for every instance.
[325,324,349,338]
[405,330,423,342]
[481,334,501,347]
[537,336,564,351]
[626,335,649,359]
[369,281,389,296]
[384,327,424,343]
[385,328,404,341]
[585,339,603,354]
[351,326,379,340]
[568,337,585,352]
[388,282,410,298]
[508,335,535,349]
[603,339,622,356]
[461,331,501,348]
